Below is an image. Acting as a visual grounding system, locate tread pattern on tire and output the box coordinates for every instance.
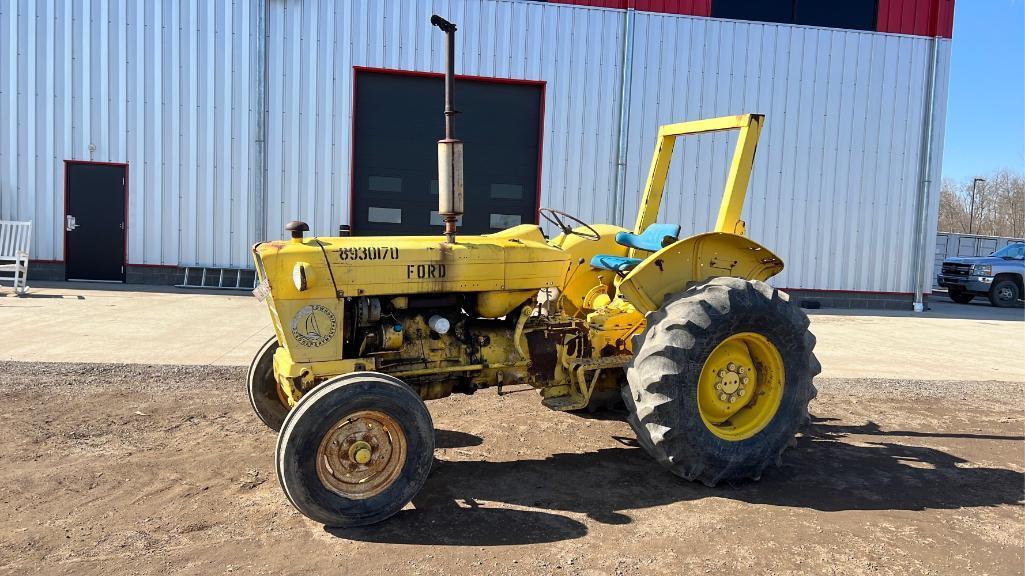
[247,336,288,431]
[275,372,435,527]
[624,277,819,486]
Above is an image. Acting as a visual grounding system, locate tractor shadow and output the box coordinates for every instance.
[328,418,1024,546]
[433,428,484,449]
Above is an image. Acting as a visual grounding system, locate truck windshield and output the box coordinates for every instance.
[991,243,1025,260]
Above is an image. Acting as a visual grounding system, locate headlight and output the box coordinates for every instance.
[292,262,312,291]
[971,264,992,276]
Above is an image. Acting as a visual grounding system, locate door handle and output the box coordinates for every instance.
[66,215,79,231]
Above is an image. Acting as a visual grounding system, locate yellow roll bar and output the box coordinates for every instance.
[632,114,764,254]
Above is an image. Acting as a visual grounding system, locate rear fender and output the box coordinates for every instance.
[616,232,784,314]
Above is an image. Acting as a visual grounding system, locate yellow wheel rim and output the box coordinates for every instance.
[316,410,407,500]
[698,332,784,441]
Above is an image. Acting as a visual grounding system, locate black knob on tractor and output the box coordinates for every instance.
[286,220,310,241]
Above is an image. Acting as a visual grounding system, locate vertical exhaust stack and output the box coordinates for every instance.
[431,15,463,244]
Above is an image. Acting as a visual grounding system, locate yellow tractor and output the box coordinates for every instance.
[248,16,818,527]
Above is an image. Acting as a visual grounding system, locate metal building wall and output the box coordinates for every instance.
[619,13,951,292]
[1,0,949,294]
[0,0,257,268]
[266,0,949,293]
[264,0,626,243]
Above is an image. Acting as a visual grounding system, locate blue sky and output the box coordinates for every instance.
[941,0,1025,180]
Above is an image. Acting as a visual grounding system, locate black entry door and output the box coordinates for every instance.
[65,162,126,282]
[353,71,542,235]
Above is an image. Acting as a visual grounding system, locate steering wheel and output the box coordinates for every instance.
[539,208,600,242]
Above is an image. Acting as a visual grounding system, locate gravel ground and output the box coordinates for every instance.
[0,362,1022,576]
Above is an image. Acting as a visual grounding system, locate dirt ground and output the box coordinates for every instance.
[0,362,1021,576]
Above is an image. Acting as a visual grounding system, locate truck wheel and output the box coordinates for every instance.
[276,372,434,527]
[988,278,1020,307]
[247,336,290,431]
[624,277,819,486]
[947,288,974,304]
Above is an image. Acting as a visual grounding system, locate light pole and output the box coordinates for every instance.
[968,177,985,234]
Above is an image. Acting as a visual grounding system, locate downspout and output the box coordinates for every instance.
[253,0,268,243]
[611,3,636,227]
[911,34,940,312]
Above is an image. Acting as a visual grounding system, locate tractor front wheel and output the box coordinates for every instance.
[247,336,290,431]
[276,372,435,527]
[624,277,819,486]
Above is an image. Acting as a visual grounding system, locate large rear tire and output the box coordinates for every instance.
[276,372,435,527]
[247,336,290,431]
[623,277,819,486]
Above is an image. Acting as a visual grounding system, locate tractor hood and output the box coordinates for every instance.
[253,224,571,300]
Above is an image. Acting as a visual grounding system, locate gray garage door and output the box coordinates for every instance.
[352,70,542,236]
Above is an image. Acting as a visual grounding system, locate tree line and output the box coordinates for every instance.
[938,170,1025,239]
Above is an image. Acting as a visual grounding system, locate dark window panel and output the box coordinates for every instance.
[352,71,542,236]
[368,175,402,192]
[795,0,877,31]
[711,0,794,24]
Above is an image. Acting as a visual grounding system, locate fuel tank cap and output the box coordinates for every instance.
[285,220,310,241]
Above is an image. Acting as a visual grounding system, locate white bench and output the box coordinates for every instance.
[0,220,32,295]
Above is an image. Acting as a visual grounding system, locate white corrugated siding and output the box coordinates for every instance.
[0,0,949,293]
[264,0,624,242]
[620,14,951,292]
[0,0,257,268]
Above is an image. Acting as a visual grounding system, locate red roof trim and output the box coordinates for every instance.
[876,0,954,38]
[547,0,710,17]
[546,0,952,38]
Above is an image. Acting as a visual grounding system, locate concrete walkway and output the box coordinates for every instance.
[2,282,1022,381]
[810,299,1024,381]
[0,282,274,367]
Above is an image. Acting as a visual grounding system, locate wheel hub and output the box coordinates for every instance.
[698,332,785,441]
[714,363,750,402]
[316,410,407,500]
[349,440,373,465]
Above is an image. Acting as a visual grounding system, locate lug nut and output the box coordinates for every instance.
[727,363,736,371]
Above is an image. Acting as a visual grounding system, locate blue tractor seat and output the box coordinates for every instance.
[589,254,642,273]
[590,223,681,273]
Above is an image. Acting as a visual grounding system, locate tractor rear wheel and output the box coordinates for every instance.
[623,277,819,486]
[276,372,434,527]
[247,336,290,431]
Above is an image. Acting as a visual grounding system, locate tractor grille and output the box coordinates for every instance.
[941,262,971,278]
